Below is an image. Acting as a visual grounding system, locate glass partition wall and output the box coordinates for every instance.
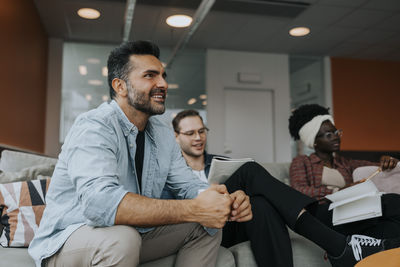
[289,55,327,157]
[60,42,207,142]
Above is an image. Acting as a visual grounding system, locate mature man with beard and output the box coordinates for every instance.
[29,41,252,267]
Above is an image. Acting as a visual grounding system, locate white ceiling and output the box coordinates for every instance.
[33,0,400,61]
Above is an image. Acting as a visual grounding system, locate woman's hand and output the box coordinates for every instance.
[380,155,399,171]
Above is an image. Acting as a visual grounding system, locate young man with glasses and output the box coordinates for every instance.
[172,109,400,267]
[172,110,212,182]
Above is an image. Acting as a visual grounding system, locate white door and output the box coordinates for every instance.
[223,88,275,162]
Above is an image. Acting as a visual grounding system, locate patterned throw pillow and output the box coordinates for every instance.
[0,178,50,247]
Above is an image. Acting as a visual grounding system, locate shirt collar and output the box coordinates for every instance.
[310,152,344,168]
[204,151,214,166]
[110,100,137,136]
[310,153,322,164]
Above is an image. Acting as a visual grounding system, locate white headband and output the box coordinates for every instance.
[299,115,334,149]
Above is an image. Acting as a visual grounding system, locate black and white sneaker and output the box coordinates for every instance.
[328,234,384,267]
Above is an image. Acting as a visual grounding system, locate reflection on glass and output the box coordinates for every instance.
[102,67,108,77]
[78,65,87,75]
[88,80,103,86]
[60,42,113,142]
[168,83,179,89]
[289,55,325,157]
[187,98,197,105]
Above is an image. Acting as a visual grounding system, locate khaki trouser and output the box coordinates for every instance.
[45,223,222,267]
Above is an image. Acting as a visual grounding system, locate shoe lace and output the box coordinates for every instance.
[348,234,382,261]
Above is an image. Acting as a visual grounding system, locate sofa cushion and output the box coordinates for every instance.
[228,241,257,267]
[0,244,235,267]
[289,229,331,267]
[261,162,291,184]
[0,150,57,172]
[0,178,50,247]
[229,235,331,267]
[0,164,55,184]
[0,246,35,266]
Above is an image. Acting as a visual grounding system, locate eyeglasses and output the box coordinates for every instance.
[316,129,343,139]
[177,127,209,137]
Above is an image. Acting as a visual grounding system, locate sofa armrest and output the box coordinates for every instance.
[260,162,291,185]
[0,150,57,172]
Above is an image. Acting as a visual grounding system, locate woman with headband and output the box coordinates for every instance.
[289,104,399,200]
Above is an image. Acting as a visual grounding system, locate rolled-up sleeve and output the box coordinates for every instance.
[66,118,128,227]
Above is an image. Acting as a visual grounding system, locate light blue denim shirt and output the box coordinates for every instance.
[28,100,210,266]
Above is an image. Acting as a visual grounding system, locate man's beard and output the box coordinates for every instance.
[126,81,166,115]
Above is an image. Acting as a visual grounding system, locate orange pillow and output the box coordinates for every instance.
[355,248,400,267]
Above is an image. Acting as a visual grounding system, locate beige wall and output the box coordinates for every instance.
[331,57,400,151]
[206,49,291,162]
[0,0,48,153]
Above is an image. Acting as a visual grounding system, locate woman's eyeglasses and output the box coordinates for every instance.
[316,129,343,139]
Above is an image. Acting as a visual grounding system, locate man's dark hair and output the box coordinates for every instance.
[107,40,160,99]
[288,104,330,140]
[172,110,204,133]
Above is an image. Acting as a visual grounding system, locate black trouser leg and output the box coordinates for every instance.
[222,196,293,267]
[224,161,316,229]
[223,162,347,259]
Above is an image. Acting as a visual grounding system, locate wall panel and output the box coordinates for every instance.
[0,0,48,153]
[331,58,400,151]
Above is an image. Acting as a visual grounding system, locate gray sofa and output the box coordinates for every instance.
[0,150,330,267]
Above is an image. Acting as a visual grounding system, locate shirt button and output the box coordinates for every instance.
[129,144,133,148]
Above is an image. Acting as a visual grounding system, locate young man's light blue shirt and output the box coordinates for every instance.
[28,100,209,266]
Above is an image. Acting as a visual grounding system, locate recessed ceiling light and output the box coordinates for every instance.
[289,27,310,37]
[87,58,100,64]
[88,79,103,86]
[166,15,192,28]
[77,8,101,19]
[199,94,207,100]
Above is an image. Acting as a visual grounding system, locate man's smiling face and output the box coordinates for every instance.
[125,54,168,115]
[175,116,207,158]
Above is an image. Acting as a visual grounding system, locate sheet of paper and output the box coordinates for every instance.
[325,179,382,225]
[332,195,382,225]
[325,179,378,203]
[208,157,254,184]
